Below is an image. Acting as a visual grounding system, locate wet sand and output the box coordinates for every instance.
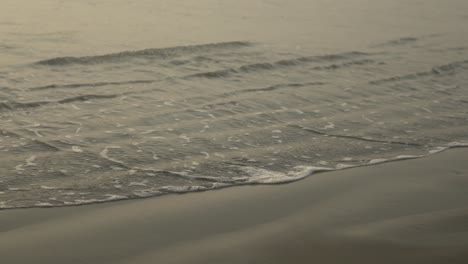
[1,148,467,264]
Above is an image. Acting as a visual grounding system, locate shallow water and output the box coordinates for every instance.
[1,0,468,209]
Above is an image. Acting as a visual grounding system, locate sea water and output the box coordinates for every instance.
[1,0,468,209]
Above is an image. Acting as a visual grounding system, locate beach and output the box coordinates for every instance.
[1,148,467,264]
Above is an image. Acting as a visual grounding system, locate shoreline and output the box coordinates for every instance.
[1,148,468,263]
[2,144,466,212]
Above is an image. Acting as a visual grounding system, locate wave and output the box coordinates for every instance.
[311,59,375,70]
[0,129,61,152]
[371,34,442,48]
[370,59,468,85]
[30,79,157,91]
[34,41,252,66]
[0,43,15,50]
[187,69,236,79]
[369,71,434,85]
[0,94,122,111]
[374,37,419,47]
[25,51,371,92]
[292,125,423,147]
[432,59,468,73]
[187,53,372,79]
[222,82,325,97]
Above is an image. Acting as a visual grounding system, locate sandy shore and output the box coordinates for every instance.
[1,148,468,264]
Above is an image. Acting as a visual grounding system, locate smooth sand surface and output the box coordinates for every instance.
[1,149,468,264]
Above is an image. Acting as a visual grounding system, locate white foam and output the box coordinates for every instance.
[150,136,166,140]
[214,152,226,158]
[105,194,128,200]
[15,164,25,171]
[41,185,59,190]
[447,142,468,147]
[395,155,419,159]
[361,115,374,122]
[429,146,446,154]
[0,201,11,209]
[368,158,388,164]
[100,146,125,164]
[31,130,43,137]
[415,106,432,113]
[159,186,191,192]
[152,152,160,160]
[140,130,156,134]
[238,165,332,184]
[8,188,23,191]
[133,189,161,197]
[336,163,356,169]
[72,146,83,153]
[129,180,148,187]
[200,123,210,133]
[25,155,37,166]
[179,134,191,143]
[72,194,128,205]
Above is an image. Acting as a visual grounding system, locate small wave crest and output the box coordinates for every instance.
[0,94,122,111]
[187,52,371,79]
[370,59,468,85]
[30,79,156,91]
[34,41,252,66]
[374,37,419,47]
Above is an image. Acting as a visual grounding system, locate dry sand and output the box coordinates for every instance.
[1,148,468,264]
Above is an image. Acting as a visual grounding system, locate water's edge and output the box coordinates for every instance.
[2,143,466,211]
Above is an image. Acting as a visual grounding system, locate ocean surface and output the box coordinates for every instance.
[1,0,468,209]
